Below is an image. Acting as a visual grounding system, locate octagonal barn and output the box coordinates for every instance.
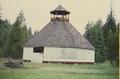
[23,5,95,63]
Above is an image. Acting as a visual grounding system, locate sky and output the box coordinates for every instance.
[0,0,120,34]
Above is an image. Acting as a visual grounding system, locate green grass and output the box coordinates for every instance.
[0,61,119,79]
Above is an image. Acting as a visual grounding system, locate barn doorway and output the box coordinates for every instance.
[32,47,44,63]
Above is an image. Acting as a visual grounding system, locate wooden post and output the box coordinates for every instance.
[65,15,67,21]
[62,15,64,21]
[68,14,69,22]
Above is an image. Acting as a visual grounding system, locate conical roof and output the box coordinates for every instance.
[54,5,66,11]
[50,5,70,15]
[25,21,95,50]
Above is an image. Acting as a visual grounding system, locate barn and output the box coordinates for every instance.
[23,5,95,64]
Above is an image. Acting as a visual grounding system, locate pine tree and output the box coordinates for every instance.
[102,9,118,65]
[28,27,32,38]
[84,20,106,63]
[6,11,26,58]
[0,18,11,57]
[21,26,32,46]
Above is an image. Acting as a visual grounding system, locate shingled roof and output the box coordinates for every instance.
[25,21,95,50]
[50,5,70,15]
[54,5,66,11]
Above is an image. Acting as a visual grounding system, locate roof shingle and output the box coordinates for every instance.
[25,21,95,50]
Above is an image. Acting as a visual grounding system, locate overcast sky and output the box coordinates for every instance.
[0,0,120,34]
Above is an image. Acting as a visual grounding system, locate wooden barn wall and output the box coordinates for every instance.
[44,47,95,63]
[23,47,95,63]
[23,47,43,63]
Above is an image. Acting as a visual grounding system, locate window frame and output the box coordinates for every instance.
[33,47,44,53]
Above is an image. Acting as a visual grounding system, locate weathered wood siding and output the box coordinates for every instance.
[23,47,95,63]
[23,47,43,63]
[44,47,95,63]
[23,47,33,61]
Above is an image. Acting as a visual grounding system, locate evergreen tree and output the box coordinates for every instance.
[0,18,11,57]
[6,11,26,58]
[21,26,32,46]
[84,20,106,63]
[34,30,38,35]
[102,10,118,65]
[28,27,32,36]
[0,8,32,58]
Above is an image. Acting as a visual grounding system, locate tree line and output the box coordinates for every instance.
[84,10,119,66]
[0,11,32,59]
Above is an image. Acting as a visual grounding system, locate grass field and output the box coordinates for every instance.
[0,60,119,79]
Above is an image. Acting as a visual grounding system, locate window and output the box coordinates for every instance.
[33,47,44,53]
[23,60,31,62]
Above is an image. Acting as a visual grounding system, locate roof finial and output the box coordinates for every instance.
[59,0,61,5]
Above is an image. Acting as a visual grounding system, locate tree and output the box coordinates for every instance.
[34,30,38,35]
[6,11,26,58]
[28,27,32,37]
[116,23,119,66]
[84,20,106,63]
[102,10,118,65]
[0,8,32,58]
[0,18,11,57]
[21,26,32,46]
